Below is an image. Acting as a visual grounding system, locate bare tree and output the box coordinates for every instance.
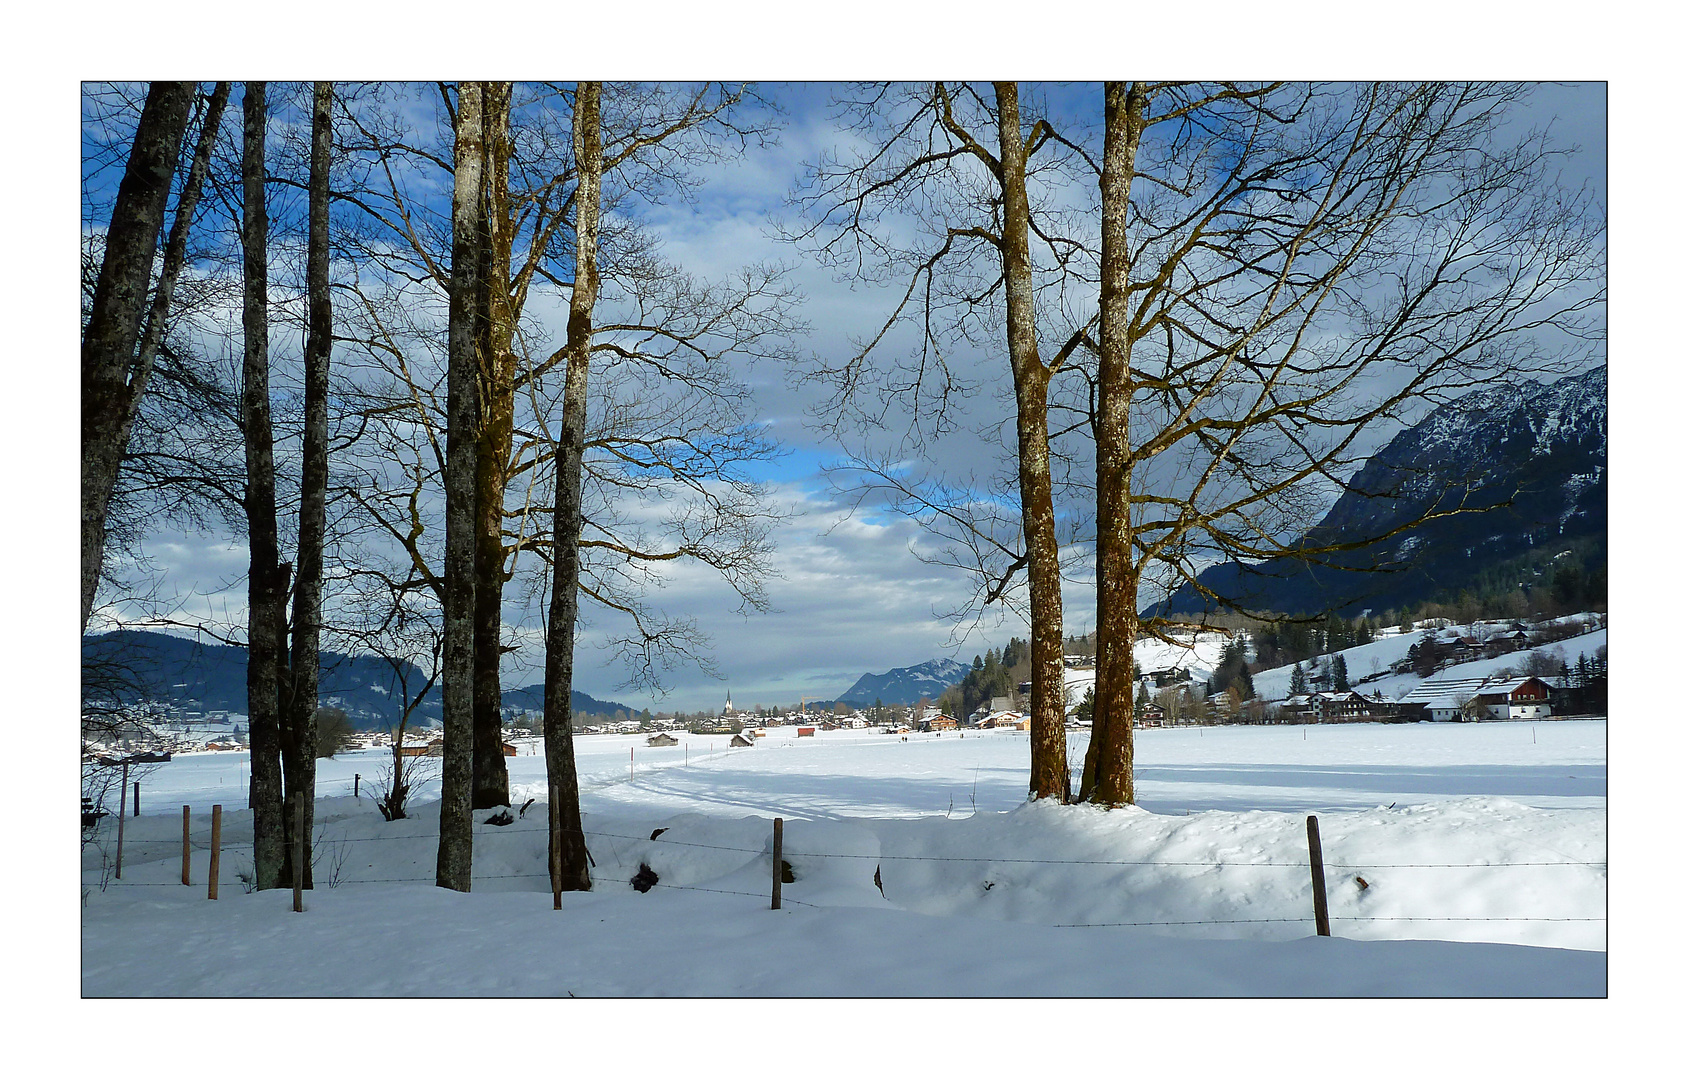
[789,82,1599,807]
[788,82,1093,800]
[542,80,603,891]
[1078,82,1604,804]
[331,83,797,821]
[343,566,445,821]
[238,82,289,889]
[82,82,228,632]
[437,81,486,892]
[280,81,336,888]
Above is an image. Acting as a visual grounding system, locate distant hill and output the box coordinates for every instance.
[81,629,636,726]
[1154,366,1607,619]
[836,658,972,707]
[500,683,641,720]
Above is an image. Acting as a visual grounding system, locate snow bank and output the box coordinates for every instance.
[81,721,1605,997]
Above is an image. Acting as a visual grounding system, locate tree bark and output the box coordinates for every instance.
[239,82,287,890]
[438,81,485,891]
[1083,81,1148,806]
[81,81,197,633]
[543,81,603,892]
[472,82,515,810]
[132,83,230,414]
[281,81,335,887]
[993,82,1069,802]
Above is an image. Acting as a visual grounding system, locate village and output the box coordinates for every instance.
[83,610,1607,767]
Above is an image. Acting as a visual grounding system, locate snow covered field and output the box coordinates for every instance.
[80,721,1605,999]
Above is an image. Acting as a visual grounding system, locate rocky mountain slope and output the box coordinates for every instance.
[1155,365,1607,618]
[836,658,972,706]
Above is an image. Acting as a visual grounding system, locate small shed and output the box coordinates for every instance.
[729,733,754,747]
[796,726,816,737]
[646,732,680,747]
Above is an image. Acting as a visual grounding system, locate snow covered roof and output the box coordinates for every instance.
[1397,677,1492,704]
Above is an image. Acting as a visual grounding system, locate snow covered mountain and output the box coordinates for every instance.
[1157,365,1607,618]
[836,658,973,706]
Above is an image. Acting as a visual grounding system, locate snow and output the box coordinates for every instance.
[81,721,1605,1000]
[1060,628,1237,704]
[1250,626,1608,703]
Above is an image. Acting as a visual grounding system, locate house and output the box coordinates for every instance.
[1464,676,1555,720]
[1397,676,1492,720]
[1136,703,1166,727]
[1387,702,1431,723]
[925,715,959,732]
[1399,674,1554,721]
[1279,691,1380,723]
[1146,666,1191,688]
[397,737,442,758]
[646,732,680,747]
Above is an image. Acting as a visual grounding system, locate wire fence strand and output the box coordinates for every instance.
[86,814,1605,931]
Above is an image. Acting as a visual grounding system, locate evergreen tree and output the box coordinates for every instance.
[1332,654,1350,692]
[1075,686,1095,725]
[1289,662,1308,696]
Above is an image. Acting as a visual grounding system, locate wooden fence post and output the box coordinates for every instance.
[133,780,141,816]
[354,773,360,798]
[181,805,192,886]
[115,762,129,880]
[208,805,222,900]
[550,783,562,910]
[293,796,305,913]
[771,817,783,910]
[1307,814,1331,937]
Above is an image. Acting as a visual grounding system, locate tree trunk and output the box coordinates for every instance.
[542,82,603,892]
[437,81,485,891]
[1083,81,1148,807]
[993,82,1069,802]
[132,83,230,412]
[281,81,335,887]
[239,82,286,890]
[472,82,515,810]
[81,81,197,633]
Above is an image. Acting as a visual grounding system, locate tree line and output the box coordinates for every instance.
[82,81,800,894]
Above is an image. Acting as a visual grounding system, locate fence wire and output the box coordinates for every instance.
[85,813,1606,929]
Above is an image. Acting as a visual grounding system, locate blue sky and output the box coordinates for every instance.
[70,77,1610,716]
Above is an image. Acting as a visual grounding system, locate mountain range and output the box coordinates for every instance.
[835,658,972,706]
[1155,365,1607,619]
[81,629,637,726]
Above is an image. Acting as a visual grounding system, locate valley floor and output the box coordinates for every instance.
[80,721,1606,1000]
